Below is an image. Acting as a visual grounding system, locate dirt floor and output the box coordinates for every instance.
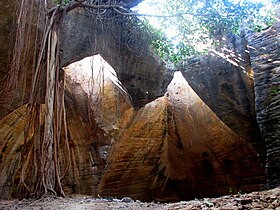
[0,187,279,210]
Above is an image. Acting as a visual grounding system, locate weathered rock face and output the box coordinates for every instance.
[0,0,278,201]
[0,0,170,118]
[0,90,108,198]
[0,57,266,201]
[63,55,135,133]
[99,72,266,202]
[60,6,170,109]
[0,0,16,117]
[62,80,108,196]
[0,55,135,199]
[248,24,280,188]
[180,33,265,165]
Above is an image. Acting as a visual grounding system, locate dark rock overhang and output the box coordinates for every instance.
[59,0,172,109]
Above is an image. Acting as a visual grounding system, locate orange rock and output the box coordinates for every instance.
[99,72,266,202]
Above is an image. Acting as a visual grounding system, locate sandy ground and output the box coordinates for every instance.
[0,187,279,210]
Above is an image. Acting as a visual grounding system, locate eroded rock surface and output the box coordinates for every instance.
[180,32,265,165]
[99,72,265,202]
[60,6,170,109]
[0,58,266,201]
[248,24,280,188]
[0,0,278,202]
[0,0,170,118]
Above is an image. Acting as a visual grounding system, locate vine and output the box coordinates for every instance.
[7,0,152,199]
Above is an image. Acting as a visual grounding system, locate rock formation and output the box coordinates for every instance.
[0,56,266,201]
[180,32,265,165]
[0,0,169,118]
[99,71,266,201]
[0,0,279,202]
[248,24,280,188]
[60,4,170,109]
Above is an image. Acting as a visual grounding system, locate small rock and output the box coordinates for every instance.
[204,201,214,207]
[121,197,134,203]
[270,195,277,200]
[234,198,241,203]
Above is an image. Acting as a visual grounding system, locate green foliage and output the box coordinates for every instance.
[139,0,278,64]
[55,0,72,6]
[144,20,202,64]
[271,86,280,95]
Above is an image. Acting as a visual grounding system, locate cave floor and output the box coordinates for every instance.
[0,187,279,210]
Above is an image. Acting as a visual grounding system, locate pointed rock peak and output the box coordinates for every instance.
[170,71,189,86]
[167,71,203,107]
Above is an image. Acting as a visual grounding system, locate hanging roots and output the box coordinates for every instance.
[8,0,152,199]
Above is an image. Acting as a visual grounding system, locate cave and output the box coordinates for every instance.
[0,0,280,206]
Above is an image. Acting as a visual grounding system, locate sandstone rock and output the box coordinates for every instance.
[0,0,170,118]
[60,5,171,109]
[64,55,135,134]
[248,24,280,188]
[98,71,266,202]
[0,72,115,198]
[180,32,265,164]
[0,0,277,203]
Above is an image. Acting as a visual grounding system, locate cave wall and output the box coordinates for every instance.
[59,7,170,109]
[0,0,16,118]
[0,0,279,200]
[99,72,266,201]
[0,0,170,118]
[180,39,266,164]
[0,86,108,199]
[248,24,280,188]
[0,55,267,201]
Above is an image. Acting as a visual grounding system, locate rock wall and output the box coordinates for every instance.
[0,0,16,118]
[99,72,266,201]
[60,6,170,109]
[0,0,278,201]
[248,24,280,188]
[0,0,170,118]
[180,33,265,165]
[0,88,108,198]
[0,57,266,201]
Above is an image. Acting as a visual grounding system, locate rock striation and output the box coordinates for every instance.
[248,24,280,188]
[180,33,265,165]
[99,71,266,201]
[0,0,170,118]
[0,57,266,201]
[0,0,278,201]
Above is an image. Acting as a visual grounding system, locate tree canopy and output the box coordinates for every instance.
[134,0,279,64]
